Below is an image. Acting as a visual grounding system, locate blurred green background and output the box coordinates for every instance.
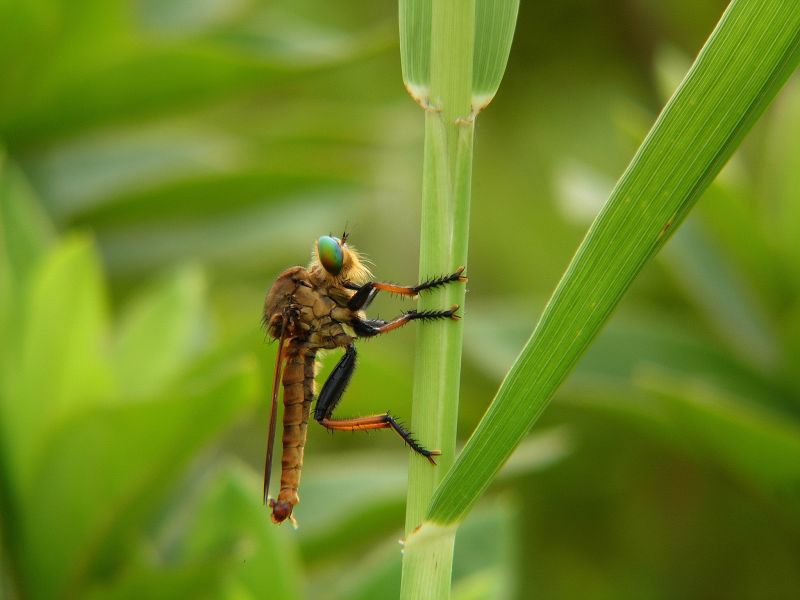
[2,0,800,598]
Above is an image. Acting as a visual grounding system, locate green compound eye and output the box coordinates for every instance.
[317,235,343,275]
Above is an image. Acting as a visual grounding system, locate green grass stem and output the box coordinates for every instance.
[400,1,475,598]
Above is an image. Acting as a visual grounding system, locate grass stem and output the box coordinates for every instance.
[400,1,475,598]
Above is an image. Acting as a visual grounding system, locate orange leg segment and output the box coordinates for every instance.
[319,414,440,464]
[347,267,467,310]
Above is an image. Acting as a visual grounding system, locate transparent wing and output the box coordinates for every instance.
[264,312,289,505]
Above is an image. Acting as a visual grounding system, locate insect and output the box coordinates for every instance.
[262,232,466,524]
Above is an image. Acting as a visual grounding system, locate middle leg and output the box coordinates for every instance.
[351,305,460,337]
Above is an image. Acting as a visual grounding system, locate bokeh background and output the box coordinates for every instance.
[2,0,800,598]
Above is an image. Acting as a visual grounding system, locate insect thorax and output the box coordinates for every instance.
[264,267,357,350]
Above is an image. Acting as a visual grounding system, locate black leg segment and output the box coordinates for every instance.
[317,412,440,465]
[314,345,357,421]
[346,284,380,311]
[351,305,460,338]
[312,344,440,464]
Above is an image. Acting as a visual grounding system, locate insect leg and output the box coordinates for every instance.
[318,414,440,464]
[346,285,380,311]
[346,267,466,311]
[313,344,439,463]
[351,305,460,337]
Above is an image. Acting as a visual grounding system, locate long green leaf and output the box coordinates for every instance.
[19,361,256,599]
[0,155,57,595]
[425,0,800,526]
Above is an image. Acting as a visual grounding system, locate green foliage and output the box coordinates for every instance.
[425,0,800,527]
[0,160,566,597]
[2,0,800,598]
[641,369,800,521]
[0,163,262,598]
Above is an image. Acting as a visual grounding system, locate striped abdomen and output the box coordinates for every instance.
[270,347,317,523]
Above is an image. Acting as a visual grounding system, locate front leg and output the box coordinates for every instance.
[346,267,466,311]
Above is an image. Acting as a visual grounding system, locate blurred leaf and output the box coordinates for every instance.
[23,125,244,221]
[72,172,359,228]
[462,299,537,381]
[3,45,269,147]
[661,219,778,370]
[653,45,692,103]
[695,172,787,317]
[0,155,55,285]
[114,266,207,399]
[18,359,257,600]
[1,235,113,495]
[0,0,126,124]
[451,504,516,600]
[553,161,611,224]
[324,537,402,600]
[0,161,56,578]
[210,8,394,68]
[451,572,500,600]
[137,0,251,37]
[177,463,303,600]
[0,152,57,599]
[97,196,347,275]
[759,78,800,285]
[1,4,393,147]
[300,451,410,522]
[578,318,783,409]
[84,562,229,600]
[638,368,800,522]
[425,0,800,526]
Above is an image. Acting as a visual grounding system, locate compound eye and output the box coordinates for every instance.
[317,235,343,275]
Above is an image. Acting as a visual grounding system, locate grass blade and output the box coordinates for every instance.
[472,0,519,111]
[399,0,432,102]
[399,0,519,110]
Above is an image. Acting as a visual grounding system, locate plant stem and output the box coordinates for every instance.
[400,1,475,598]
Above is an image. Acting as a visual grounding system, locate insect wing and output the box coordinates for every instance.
[264,313,289,505]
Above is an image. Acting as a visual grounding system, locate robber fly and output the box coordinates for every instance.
[262,232,466,524]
